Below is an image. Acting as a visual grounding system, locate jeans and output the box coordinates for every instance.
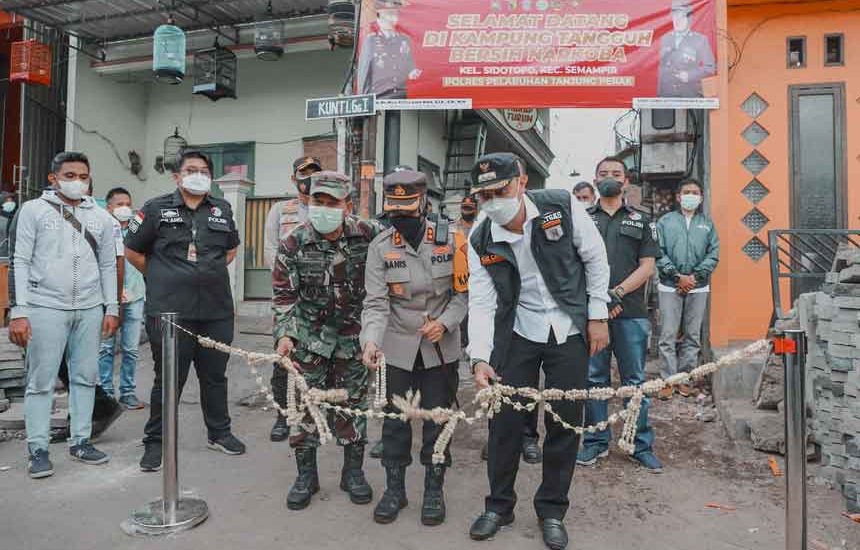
[25,306,104,452]
[98,299,144,397]
[486,332,587,520]
[583,318,654,455]
[658,291,709,378]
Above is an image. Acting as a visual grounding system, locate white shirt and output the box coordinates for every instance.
[467,194,610,363]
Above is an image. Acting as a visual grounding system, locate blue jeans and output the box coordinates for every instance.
[583,317,654,455]
[25,305,104,452]
[98,300,144,397]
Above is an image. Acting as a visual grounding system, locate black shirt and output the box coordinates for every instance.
[125,190,240,321]
[588,203,660,319]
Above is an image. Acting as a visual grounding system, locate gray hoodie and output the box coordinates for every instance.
[9,190,118,318]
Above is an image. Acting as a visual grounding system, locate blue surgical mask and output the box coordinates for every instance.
[680,194,702,211]
[308,205,344,235]
[2,202,16,214]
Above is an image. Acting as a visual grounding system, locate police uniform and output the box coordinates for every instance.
[581,201,660,461]
[272,171,379,510]
[466,153,610,548]
[263,156,321,442]
[357,0,415,99]
[657,0,716,97]
[360,170,468,525]
[125,189,240,448]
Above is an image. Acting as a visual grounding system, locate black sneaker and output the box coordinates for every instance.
[69,441,110,465]
[28,449,54,479]
[140,442,162,472]
[207,434,246,455]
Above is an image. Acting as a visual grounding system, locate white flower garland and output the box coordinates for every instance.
[176,323,768,464]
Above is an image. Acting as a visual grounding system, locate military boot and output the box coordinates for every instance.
[373,466,408,524]
[287,447,319,510]
[421,464,446,526]
[340,445,373,505]
[270,414,289,442]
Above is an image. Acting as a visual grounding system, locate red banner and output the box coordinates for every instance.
[356,0,717,108]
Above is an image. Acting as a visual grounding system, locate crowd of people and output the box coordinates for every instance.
[7,148,719,550]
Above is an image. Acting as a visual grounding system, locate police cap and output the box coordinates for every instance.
[376,0,404,9]
[383,169,426,213]
[671,0,692,14]
[310,171,351,200]
[293,156,322,195]
[470,152,523,194]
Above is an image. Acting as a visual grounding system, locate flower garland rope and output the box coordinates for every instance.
[172,322,769,464]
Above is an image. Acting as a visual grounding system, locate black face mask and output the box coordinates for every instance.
[461,209,477,222]
[390,215,425,248]
[597,178,623,198]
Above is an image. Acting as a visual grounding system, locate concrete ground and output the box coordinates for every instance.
[0,329,857,550]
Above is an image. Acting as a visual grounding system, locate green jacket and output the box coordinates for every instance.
[656,210,720,289]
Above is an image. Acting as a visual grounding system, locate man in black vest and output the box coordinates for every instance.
[466,153,610,550]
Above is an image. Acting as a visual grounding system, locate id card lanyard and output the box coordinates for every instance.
[188,215,198,262]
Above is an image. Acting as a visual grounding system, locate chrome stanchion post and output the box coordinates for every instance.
[780,329,808,550]
[127,313,208,536]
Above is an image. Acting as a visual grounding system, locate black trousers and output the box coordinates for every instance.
[271,362,288,410]
[143,316,234,444]
[486,332,587,520]
[382,355,458,468]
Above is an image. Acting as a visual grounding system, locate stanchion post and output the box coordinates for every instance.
[776,328,808,550]
[126,313,208,536]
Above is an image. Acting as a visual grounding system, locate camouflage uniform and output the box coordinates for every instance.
[272,215,381,448]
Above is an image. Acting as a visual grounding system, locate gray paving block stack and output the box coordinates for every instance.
[801,245,860,513]
[0,328,26,411]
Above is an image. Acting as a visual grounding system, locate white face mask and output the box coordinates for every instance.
[481,197,521,226]
[113,205,134,223]
[181,173,212,196]
[2,201,16,214]
[57,179,88,201]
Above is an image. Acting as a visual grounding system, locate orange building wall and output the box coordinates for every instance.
[710,0,860,345]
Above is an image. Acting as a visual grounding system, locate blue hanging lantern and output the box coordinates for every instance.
[153,18,186,84]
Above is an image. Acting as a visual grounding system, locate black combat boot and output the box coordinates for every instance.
[421,464,446,526]
[340,445,373,504]
[287,447,319,510]
[373,466,408,524]
[270,414,289,442]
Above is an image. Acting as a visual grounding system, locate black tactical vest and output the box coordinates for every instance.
[470,189,588,369]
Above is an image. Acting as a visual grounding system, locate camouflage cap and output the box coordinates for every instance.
[470,152,523,194]
[310,171,351,200]
[382,169,426,213]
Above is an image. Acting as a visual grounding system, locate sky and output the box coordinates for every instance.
[545,108,628,191]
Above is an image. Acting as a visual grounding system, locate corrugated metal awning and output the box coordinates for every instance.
[2,0,328,43]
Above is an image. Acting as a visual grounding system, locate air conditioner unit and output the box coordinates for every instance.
[639,109,694,177]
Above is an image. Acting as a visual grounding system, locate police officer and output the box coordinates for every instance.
[360,170,467,526]
[126,150,245,472]
[467,153,610,550]
[576,156,663,473]
[272,171,379,511]
[263,156,322,442]
[658,0,716,97]
[357,0,421,99]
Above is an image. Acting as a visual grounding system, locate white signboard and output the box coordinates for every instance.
[503,109,538,132]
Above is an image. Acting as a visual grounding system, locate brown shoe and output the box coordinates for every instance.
[658,387,674,400]
[678,384,692,398]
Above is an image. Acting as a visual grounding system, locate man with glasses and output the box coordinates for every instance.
[126,150,245,472]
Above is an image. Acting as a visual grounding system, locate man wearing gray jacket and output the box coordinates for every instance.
[8,152,119,479]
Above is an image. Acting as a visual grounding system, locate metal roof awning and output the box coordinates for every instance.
[2,0,328,43]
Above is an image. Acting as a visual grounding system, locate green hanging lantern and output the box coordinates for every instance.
[153,19,186,84]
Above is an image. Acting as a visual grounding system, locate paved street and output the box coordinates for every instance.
[0,328,856,550]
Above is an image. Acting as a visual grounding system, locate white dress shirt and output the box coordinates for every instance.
[467,194,610,363]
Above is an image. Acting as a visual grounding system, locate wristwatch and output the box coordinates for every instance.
[470,357,488,374]
[613,285,626,298]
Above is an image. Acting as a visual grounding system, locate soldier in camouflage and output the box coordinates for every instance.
[264,156,322,443]
[272,171,381,511]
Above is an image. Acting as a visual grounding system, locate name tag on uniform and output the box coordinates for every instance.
[541,211,564,241]
[187,242,198,263]
[480,254,506,266]
[160,209,183,224]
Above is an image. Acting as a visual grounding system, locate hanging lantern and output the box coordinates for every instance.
[192,40,238,101]
[327,0,356,50]
[254,1,285,61]
[162,128,188,172]
[10,39,52,86]
[153,20,186,84]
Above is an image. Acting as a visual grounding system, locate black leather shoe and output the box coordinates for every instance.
[270,414,289,442]
[540,519,568,550]
[469,511,514,540]
[522,436,542,464]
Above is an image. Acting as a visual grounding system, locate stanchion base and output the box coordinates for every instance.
[127,497,209,536]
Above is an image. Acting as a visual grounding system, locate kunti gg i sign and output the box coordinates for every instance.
[356,0,717,109]
[306,94,376,120]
